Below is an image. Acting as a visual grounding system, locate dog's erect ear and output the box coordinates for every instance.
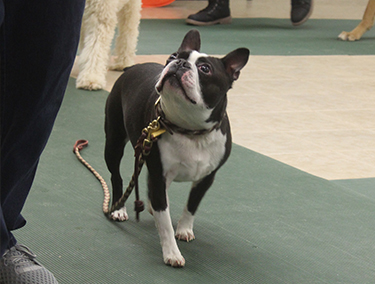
[222,48,250,81]
[178,29,201,53]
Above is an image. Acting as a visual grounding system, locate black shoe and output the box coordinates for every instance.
[186,0,232,26]
[291,0,313,26]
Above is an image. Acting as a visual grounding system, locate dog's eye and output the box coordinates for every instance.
[198,64,211,74]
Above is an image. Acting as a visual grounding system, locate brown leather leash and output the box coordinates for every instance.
[73,117,166,221]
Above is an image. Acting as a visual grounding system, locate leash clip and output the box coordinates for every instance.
[142,117,166,155]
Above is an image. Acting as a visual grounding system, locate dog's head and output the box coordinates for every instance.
[156,29,249,131]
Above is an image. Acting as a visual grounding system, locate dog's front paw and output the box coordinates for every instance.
[338,30,363,41]
[76,73,106,91]
[338,31,354,41]
[175,229,195,242]
[176,207,195,242]
[163,252,185,268]
[110,207,129,222]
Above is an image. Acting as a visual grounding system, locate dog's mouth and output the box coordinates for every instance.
[156,73,197,105]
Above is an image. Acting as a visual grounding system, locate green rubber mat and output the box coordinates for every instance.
[332,178,375,200]
[135,18,375,55]
[16,78,375,283]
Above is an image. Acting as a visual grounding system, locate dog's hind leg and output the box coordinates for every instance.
[104,134,129,221]
[104,95,129,221]
[77,0,119,90]
[110,0,141,71]
[176,172,216,242]
[338,0,375,41]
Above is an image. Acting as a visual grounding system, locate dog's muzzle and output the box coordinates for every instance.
[156,60,197,105]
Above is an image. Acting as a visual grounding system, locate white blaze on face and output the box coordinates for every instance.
[156,51,216,131]
[184,51,207,105]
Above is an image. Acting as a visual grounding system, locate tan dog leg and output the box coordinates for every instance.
[338,0,375,41]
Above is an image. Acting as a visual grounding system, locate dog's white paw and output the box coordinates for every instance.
[163,252,185,268]
[338,31,347,41]
[76,73,106,91]
[176,207,195,242]
[338,31,350,41]
[338,31,359,42]
[76,79,105,91]
[175,228,195,242]
[110,207,129,221]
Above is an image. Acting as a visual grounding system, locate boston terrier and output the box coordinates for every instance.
[104,29,249,267]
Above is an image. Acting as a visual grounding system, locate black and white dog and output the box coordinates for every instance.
[104,30,249,267]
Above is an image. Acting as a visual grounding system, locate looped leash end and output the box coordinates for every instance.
[134,200,145,222]
[73,139,89,153]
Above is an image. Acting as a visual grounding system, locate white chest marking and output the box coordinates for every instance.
[158,130,227,183]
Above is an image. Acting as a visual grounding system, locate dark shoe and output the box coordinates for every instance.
[186,0,232,26]
[0,244,58,284]
[291,0,313,26]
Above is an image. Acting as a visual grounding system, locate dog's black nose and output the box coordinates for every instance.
[176,59,191,69]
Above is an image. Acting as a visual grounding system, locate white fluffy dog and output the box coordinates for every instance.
[76,0,142,90]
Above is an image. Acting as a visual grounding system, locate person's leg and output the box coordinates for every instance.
[1,0,84,281]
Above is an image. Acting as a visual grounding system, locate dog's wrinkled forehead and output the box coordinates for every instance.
[187,50,208,64]
[166,50,208,66]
